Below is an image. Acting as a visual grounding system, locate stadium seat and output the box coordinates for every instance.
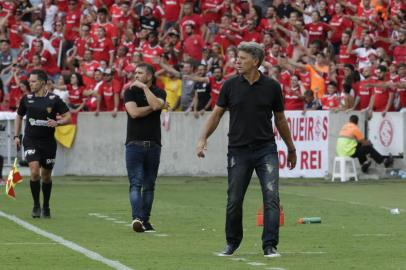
[331,156,358,182]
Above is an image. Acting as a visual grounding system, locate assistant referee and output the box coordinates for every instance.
[14,70,71,218]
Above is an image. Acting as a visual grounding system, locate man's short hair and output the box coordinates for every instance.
[237,41,265,68]
[377,65,387,73]
[328,81,338,88]
[30,69,48,82]
[397,63,406,69]
[304,90,314,97]
[97,7,108,14]
[137,63,155,76]
[349,115,359,125]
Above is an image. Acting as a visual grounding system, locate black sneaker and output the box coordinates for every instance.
[218,244,239,256]
[264,246,281,258]
[31,206,41,218]
[143,221,156,232]
[132,218,145,233]
[361,160,372,173]
[42,208,51,218]
[383,154,394,168]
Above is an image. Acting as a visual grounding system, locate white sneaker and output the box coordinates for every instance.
[132,219,145,232]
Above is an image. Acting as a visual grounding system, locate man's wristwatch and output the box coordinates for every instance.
[288,148,296,153]
[13,135,21,140]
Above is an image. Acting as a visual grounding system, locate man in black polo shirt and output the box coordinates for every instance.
[197,42,297,258]
[124,63,166,233]
[14,70,71,218]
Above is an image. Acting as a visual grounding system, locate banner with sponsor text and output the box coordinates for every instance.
[274,111,329,178]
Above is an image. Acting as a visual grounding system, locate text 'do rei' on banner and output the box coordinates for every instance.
[273,111,329,178]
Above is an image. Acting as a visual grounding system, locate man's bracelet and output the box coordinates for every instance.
[288,149,296,153]
[13,135,21,140]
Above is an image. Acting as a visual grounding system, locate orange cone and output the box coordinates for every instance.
[256,205,284,227]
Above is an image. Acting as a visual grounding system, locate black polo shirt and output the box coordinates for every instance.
[217,73,284,147]
[124,85,166,146]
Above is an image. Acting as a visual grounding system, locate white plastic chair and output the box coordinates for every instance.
[332,157,359,182]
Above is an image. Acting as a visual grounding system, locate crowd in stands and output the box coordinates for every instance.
[0,0,405,118]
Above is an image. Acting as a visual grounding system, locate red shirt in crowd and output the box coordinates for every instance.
[338,44,357,66]
[91,22,119,41]
[297,70,311,91]
[397,77,406,109]
[183,34,205,61]
[321,93,340,109]
[371,83,394,111]
[142,43,164,70]
[98,79,122,111]
[7,21,29,49]
[8,74,27,109]
[305,22,330,44]
[201,0,223,24]
[393,45,406,64]
[354,79,373,110]
[162,0,181,22]
[284,85,304,110]
[73,36,94,59]
[56,0,68,13]
[209,76,225,109]
[110,3,123,24]
[242,29,262,43]
[67,85,86,106]
[180,14,202,36]
[329,15,352,43]
[90,37,115,63]
[64,9,81,42]
[80,60,100,87]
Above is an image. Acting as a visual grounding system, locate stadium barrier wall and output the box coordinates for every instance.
[53,111,405,177]
[1,111,404,177]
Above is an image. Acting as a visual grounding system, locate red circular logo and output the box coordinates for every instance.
[379,119,393,147]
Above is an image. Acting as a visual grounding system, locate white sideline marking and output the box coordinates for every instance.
[353,234,391,237]
[281,251,326,254]
[0,211,134,270]
[114,221,127,224]
[88,213,168,236]
[0,242,58,245]
[244,251,326,255]
[282,191,405,212]
[247,262,266,266]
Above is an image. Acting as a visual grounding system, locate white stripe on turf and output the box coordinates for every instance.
[353,234,391,237]
[153,234,168,237]
[283,191,405,212]
[0,211,134,270]
[247,262,267,266]
[0,242,58,245]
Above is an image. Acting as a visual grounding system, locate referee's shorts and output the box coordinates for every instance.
[23,137,57,170]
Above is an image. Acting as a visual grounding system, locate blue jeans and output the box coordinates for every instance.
[125,142,161,221]
[226,142,280,250]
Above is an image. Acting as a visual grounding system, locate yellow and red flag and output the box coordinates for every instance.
[5,158,23,199]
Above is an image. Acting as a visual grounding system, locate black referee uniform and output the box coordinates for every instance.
[17,92,69,217]
[18,93,69,167]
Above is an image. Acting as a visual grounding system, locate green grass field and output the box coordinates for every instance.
[0,176,405,270]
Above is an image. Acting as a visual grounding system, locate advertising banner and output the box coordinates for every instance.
[274,111,329,177]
